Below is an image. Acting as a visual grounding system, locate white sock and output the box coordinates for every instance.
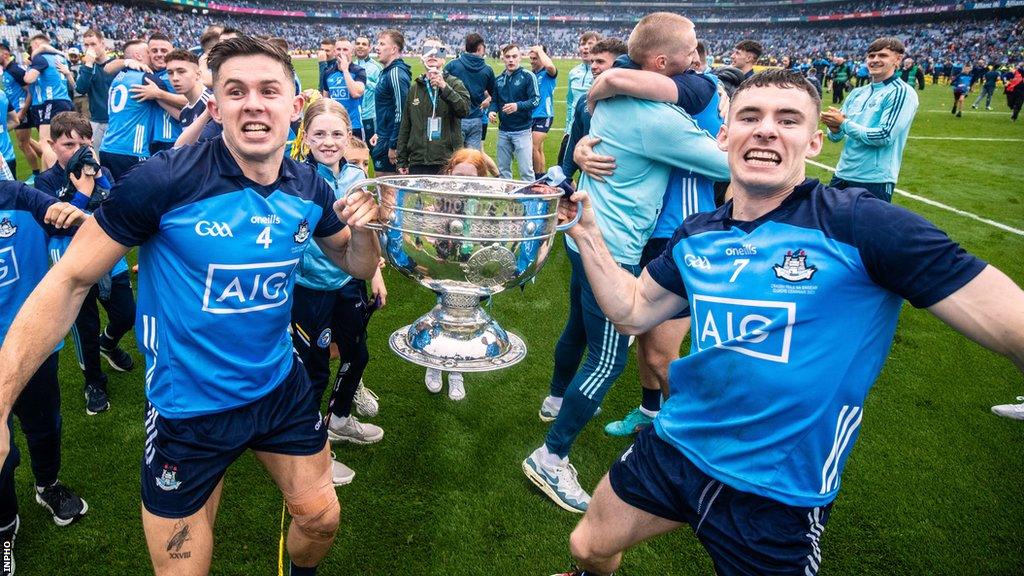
[639,406,659,418]
[537,444,566,468]
[545,395,563,409]
[329,413,350,429]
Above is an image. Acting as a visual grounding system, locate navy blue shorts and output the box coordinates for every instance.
[640,237,689,319]
[29,99,73,126]
[140,360,327,518]
[99,151,144,183]
[531,117,554,133]
[610,426,832,576]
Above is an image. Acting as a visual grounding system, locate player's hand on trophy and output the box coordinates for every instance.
[574,136,616,182]
[558,190,594,237]
[337,188,379,231]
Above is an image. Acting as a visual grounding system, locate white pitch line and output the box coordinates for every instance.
[907,136,1024,142]
[922,109,1007,114]
[804,159,1024,237]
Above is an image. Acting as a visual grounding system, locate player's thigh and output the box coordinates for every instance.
[142,502,215,576]
[253,443,334,503]
[573,474,682,559]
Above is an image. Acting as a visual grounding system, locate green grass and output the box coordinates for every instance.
[7,58,1024,575]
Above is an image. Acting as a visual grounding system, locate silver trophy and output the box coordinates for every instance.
[348,171,578,372]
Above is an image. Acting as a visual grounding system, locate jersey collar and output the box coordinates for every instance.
[716,178,820,230]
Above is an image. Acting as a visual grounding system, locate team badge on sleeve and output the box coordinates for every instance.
[293,219,310,244]
[0,217,17,238]
[773,250,817,282]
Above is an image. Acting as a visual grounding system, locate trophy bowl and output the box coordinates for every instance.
[348,174,577,372]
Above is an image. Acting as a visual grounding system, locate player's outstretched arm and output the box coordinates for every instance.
[0,219,129,429]
[563,191,687,334]
[928,265,1024,373]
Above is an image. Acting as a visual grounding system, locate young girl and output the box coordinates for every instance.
[424,149,500,401]
[290,98,387,486]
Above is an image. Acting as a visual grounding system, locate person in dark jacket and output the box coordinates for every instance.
[397,39,470,174]
[371,29,411,175]
[444,33,495,151]
[900,57,926,90]
[488,44,539,181]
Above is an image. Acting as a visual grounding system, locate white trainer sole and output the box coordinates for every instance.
[521,459,586,515]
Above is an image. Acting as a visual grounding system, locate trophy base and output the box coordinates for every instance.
[388,295,529,372]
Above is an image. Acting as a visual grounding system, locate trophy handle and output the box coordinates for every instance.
[555,200,582,232]
[344,178,386,232]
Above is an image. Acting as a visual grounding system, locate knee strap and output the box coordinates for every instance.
[283,467,338,542]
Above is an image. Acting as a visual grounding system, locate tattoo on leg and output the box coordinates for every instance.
[166,520,193,560]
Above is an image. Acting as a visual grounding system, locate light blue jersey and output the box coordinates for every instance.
[532,69,557,119]
[565,97,729,265]
[101,69,161,158]
[295,162,365,291]
[28,53,71,104]
[647,181,985,507]
[93,139,345,418]
[0,90,15,162]
[564,62,592,132]
[150,68,182,144]
[2,65,28,114]
[828,75,918,185]
[355,57,382,121]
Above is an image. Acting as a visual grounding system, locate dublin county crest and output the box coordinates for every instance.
[156,464,182,491]
[0,217,16,238]
[773,249,817,282]
[293,219,310,243]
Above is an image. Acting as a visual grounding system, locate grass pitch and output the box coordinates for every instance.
[6,57,1023,575]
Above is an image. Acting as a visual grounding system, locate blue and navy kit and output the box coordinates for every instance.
[294,162,364,292]
[101,69,164,158]
[0,91,15,163]
[532,69,557,119]
[0,181,64,353]
[320,62,367,130]
[490,67,539,132]
[93,138,345,419]
[28,53,71,104]
[150,68,182,144]
[645,180,986,507]
[2,64,28,116]
[178,88,212,128]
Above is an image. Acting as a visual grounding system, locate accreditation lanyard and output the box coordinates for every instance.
[425,81,441,141]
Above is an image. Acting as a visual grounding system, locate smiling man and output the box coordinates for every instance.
[0,36,381,576]
[820,37,918,202]
[549,68,1024,576]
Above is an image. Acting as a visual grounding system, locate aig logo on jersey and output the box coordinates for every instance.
[0,247,20,288]
[690,294,796,363]
[202,259,298,314]
[194,221,234,237]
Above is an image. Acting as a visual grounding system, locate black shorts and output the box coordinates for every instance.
[610,426,833,576]
[14,114,32,131]
[640,237,690,319]
[98,151,145,183]
[29,100,74,127]
[531,117,553,133]
[140,360,327,518]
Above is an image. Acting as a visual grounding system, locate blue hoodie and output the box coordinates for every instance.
[374,58,412,153]
[489,67,539,133]
[444,52,497,120]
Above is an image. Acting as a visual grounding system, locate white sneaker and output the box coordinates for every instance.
[538,396,561,422]
[992,396,1024,420]
[331,456,355,486]
[353,381,379,418]
[521,446,590,514]
[448,372,465,401]
[425,368,442,393]
[328,415,384,444]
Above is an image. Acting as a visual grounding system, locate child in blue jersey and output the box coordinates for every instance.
[0,180,89,569]
[290,99,387,486]
[529,44,558,179]
[550,69,1024,576]
[952,66,973,117]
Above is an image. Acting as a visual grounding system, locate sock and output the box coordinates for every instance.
[290,562,317,576]
[538,443,566,468]
[640,387,661,414]
[35,480,57,494]
[545,395,563,410]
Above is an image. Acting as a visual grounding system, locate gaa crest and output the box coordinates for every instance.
[156,464,182,491]
[0,217,16,238]
[772,249,817,282]
[293,219,310,243]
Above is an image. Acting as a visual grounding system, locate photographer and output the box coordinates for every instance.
[35,112,136,416]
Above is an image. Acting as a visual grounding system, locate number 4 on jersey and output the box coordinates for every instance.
[257,226,272,249]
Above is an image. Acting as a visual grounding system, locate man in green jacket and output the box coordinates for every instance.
[397,38,471,175]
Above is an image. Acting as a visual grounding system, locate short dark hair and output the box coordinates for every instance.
[501,43,519,55]
[867,37,906,55]
[165,49,198,66]
[82,28,104,41]
[320,38,335,46]
[207,36,295,88]
[29,33,49,44]
[580,31,601,44]
[122,39,148,54]
[379,29,405,52]
[734,39,763,59]
[590,38,627,58]
[200,30,221,53]
[732,68,821,112]
[50,111,92,141]
[149,32,172,44]
[269,37,289,52]
[464,33,484,54]
[220,27,243,37]
[697,40,707,61]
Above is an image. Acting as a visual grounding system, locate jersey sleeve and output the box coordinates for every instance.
[143,72,169,92]
[354,67,367,84]
[669,71,716,115]
[29,55,49,72]
[311,176,344,238]
[6,65,26,84]
[645,227,688,298]
[92,155,172,247]
[853,194,986,308]
[638,103,730,182]
[11,181,66,236]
